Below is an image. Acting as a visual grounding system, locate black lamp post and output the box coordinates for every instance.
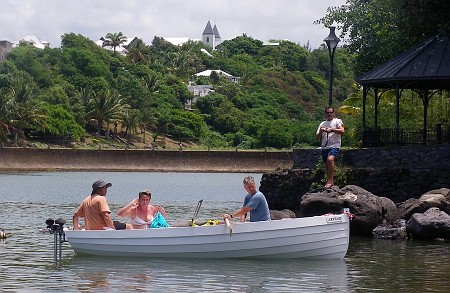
[324,26,340,106]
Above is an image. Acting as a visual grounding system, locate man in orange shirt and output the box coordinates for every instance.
[73,180,116,230]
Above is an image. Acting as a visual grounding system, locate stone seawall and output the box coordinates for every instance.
[293,144,450,171]
[289,144,450,202]
[0,148,293,173]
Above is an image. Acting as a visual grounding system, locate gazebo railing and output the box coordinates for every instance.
[363,124,449,147]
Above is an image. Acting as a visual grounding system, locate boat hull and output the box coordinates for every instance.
[64,214,350,259]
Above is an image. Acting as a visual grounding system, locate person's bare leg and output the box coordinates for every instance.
[325,155,336,187]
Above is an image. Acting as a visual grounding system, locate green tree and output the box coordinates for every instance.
[121,108,141,144]
[170,49,197,79]
[196,92,228,114]
[61,33,103,51]
[211,102,244,134]
[224,131,256,149]
[40,103,85,140]
[5,44,55,87]
[126,38,151,64]
[316,0,450,74]
[257,44,283,68]
[38,85,70,109]
[217,35,263,57]
[101,32,127,56]
[86,89,130,137]
[257,119,293,149]
[278,40,311,72]
[6,80,46,141]
[158,109,207,140]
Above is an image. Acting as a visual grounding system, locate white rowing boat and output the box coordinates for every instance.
[63,213,350,259]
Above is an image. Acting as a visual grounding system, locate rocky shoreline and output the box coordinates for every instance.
[261,168,450,240]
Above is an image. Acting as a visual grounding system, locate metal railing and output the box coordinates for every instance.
[363,124,449,147]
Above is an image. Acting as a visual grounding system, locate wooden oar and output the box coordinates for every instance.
[224,217,232,237]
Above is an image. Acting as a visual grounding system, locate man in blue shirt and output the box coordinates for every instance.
[221,176,270,222]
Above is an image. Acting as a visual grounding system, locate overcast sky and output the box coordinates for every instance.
[1,0,347,49]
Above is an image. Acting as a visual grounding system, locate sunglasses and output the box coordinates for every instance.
[326,112,334,114]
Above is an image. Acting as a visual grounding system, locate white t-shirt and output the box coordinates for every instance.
[316,118,344,148]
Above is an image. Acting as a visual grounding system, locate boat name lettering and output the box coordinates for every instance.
[326,216,343,223]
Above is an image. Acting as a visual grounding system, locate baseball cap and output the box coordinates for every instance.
[92,180,112,189]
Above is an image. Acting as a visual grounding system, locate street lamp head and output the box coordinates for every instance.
[324,26,340,51]
[324,26,340,107]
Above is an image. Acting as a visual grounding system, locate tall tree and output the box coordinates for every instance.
[316,0,450,74]
[101,32,127,56]
[170,50,196,79]
[126,38,151,64]
[86,89,130,137]
[6,80,46,142]
[121,108,141,144]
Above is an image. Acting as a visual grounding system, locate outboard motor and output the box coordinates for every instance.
[45,218,67,263]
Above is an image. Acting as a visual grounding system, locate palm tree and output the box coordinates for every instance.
[0,87,13,141]
[140,109,158,143]
[126,38,150,64]
[170,50,196,79]
[86,89,130,137]
[3,80,46,143]
[77,87,95,105]
[101,32,127,56]
[142,74,161,95]
[121,109,141,145]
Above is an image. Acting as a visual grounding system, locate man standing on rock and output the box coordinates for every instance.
[316,106,345,189]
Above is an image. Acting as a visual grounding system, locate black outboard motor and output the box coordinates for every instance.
[45,218,67,263]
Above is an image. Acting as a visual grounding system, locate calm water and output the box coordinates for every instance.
[1,172,450,292]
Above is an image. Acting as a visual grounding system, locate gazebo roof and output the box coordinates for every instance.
[357,30,450,90]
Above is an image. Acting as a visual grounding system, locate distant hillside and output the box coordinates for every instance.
[0,33,356,150]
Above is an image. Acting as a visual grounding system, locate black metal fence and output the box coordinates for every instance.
[363,124,449,147]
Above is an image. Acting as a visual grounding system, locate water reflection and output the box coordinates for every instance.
[62,256,349,292]
[346,237,450,292]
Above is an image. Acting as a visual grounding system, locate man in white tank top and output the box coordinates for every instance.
[315,106,345,189]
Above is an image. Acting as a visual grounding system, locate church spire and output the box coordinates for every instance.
[202,21,216,49]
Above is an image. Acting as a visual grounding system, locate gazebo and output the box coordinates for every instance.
[357,30,450,147]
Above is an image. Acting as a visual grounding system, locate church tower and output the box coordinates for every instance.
[202,21,221,49]
[213,24,221,48]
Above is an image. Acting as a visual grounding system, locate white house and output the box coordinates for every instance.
[194,69,240,84]
[13,35,50,49]
[185,69,240,109]
[185,81,215,110]
[163,37,200,46]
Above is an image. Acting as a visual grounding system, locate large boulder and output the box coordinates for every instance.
[270,209,296,220]
[300,185,399,236]
[397,188,450,220]
[372,219,408,240]
[261,168,314,212]
[379,196,399,223]
[406,207,450,239]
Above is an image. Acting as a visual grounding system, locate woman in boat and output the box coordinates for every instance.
[117,189,166,229]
